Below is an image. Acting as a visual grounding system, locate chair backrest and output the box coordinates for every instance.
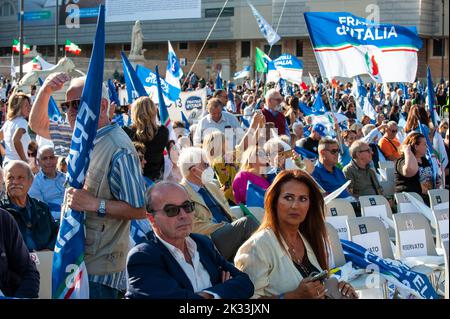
[347,216,394,259]
[394,192,424,213]
[433,209,449,250]
[393,212,437,258]
[359,195,394,236]
[325,222,346,268]
[428,189,449,211]
[325,199,356,218]
[30,251,53,299]
[247,206,265,223]
[325,199,355,240]
[443,241,449,299]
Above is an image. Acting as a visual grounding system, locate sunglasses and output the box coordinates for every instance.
[326,149,340,155]
[61,99,81,111]
[152,200,195,217]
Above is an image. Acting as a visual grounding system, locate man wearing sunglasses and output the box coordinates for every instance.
[125,181,254,299]
[312,138,353,200]
[262,88,290,137]
[29,72,146,299]
[378,121,401,161]
[179,147,258,261]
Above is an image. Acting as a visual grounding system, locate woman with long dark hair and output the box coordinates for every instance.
[235,170,357,299]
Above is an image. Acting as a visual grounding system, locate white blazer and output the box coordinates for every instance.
[234,228,323,299]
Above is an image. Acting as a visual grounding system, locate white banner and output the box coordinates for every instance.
[105,0,201,22]
[171,88,207,123]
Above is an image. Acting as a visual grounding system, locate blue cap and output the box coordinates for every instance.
[313,123,326,137]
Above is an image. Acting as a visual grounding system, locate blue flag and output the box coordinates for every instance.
[368,83,375,105]
[121,51,148,103]
[246,181,266,208]
[136,64,179,102]
[278,78,288,96]
[107,79,124,127]
[38,77,63,123]
[294,146,318,160]
[341,239,438,299]
[181,111,190,131]
[427,66,438,127]
[227,83,236,112]
[154,65,171,128]
[311,84,326,114]
[248,3,280,46]
[215,71,223,90]
[165,41,182,101]
[299,101,313,116]
[52,4,106,299]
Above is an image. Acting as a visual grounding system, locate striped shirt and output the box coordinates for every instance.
[87,123,146,292]
[49,121,72,157]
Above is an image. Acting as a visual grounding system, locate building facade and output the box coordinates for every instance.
[0,0,448,82]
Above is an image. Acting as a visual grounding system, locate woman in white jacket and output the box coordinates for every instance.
[234,169,357,299]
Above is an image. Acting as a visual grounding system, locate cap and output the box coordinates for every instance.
[313,123,326,137]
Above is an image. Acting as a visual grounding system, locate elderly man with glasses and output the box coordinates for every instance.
[125,181,254,299]
[343,140,385,200]
[179,147,259,261]
[312,138,353,200]
[28,72,146,299]
[262,88,290,137]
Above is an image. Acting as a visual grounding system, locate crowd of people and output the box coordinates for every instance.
[0,69,448,299]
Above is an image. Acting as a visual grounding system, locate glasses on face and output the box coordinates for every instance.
[390,129,398,133]
[61,99,81,112]
[326,148,340,155]
[152,200,195,217]
[358,149,372,154]
[40,155,56,161]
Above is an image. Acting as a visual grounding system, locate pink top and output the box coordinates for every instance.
[232,171,270,204]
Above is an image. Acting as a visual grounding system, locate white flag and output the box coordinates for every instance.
[248,2,281,46]
[10,55,15,79]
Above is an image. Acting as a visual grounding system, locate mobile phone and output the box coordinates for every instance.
[309,270,328,282]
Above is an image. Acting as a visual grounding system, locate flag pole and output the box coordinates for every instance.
[181,0,230,88]
[19,0,24,80]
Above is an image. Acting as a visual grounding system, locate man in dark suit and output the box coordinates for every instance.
[125,181,254,299]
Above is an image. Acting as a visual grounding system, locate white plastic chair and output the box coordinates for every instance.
[359,195,395,239]
[325,199,355,240]
[325,222,388,299]
[432,209,449,250]
[394,192,425,214]
[230,206,244,219]
[247,207,265,223]
[443,241,449,299]
[428,189,449,211]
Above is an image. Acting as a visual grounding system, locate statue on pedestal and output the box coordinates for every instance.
[129,20,146,59]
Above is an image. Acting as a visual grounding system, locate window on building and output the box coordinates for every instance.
[241,41,250,58]
[205,8,234,18]
[432,39,445,57]
[207,42,218,49]
[296,40,303,57]
[264,45,281,60]
[0,1,15,17]
[179,42,188,50]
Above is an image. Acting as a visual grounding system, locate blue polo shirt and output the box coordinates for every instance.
[312,162,351,198]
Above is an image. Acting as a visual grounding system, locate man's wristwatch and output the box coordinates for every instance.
[97,199,106,218]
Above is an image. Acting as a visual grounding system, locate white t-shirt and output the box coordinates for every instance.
[1,116,31,164]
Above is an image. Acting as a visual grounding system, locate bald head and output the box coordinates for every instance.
[146,181,189,213]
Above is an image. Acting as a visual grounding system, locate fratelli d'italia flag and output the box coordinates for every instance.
[12,39,30,54]
[65,40,82,55]
[304,12,423,83]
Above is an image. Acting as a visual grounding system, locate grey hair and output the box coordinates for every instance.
[178,147,208,178]
[265,88,280,102]
[349,140,369,159]
[37,145,55,159]
[4,160,34,180]
[146,181,188,213]
[387,121,397,128]
[68,76,110,110]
